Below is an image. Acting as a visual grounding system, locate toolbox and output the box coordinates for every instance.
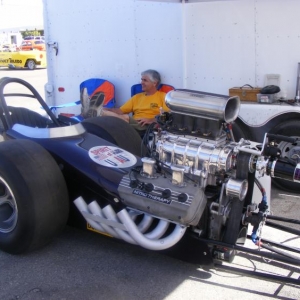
[229,84,262,102]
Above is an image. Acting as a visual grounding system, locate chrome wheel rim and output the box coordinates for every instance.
[27,60,35,70]
[0,177,18,233]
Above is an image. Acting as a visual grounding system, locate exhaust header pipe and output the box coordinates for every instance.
[74,197,187,251]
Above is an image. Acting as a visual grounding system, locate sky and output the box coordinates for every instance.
[0,0,43,30]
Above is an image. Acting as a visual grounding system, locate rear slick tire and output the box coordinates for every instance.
[0,139,69,254]
[82,116,144,157]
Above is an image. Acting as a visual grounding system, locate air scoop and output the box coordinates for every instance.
[165,89,240,123]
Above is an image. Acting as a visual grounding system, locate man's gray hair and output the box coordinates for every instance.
[141,69,161,87]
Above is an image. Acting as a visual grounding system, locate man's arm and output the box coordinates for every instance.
[102,107,123,114]
[136,117,156,127]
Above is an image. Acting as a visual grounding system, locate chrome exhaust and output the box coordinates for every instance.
[74,197,187,251]
[117,209,187,250]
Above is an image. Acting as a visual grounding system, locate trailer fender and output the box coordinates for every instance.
[238,103,300,127]
[236,104,300,142]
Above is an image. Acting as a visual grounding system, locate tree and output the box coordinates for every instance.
[21,29,44,38]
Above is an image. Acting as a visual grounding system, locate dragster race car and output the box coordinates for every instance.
[0,77,299,285]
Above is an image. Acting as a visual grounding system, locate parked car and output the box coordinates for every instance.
[0,50,47,69]
[0,44,16,52]
[19,40,46,51]
[23,36,45,41]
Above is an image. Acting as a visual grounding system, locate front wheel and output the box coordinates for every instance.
[0,140,69,254]
[26,59,36,70]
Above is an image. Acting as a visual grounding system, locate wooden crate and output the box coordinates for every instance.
[229,85,262,102]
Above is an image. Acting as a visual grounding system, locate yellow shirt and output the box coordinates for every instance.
[120,91,170,120]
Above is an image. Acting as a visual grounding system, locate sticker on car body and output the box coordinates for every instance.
[89,145,137,168]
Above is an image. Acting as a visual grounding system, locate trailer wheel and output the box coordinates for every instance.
[270,119,300,191]
[26,59,36,70]
[0,140,69,254]
[82,116,144,157]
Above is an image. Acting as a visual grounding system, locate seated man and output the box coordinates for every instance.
[102,69,170,131]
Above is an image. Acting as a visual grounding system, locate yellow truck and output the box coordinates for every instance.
[0,50,47,70]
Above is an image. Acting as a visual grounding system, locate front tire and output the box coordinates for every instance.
[0,140,69,254]
[26,59,36,70]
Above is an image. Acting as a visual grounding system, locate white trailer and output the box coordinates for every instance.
[42,0,300,191]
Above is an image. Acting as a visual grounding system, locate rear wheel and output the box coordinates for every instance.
[270,120,300,192]
[0,140,69,254]
[82,116,144,157]
[26,59,36,70]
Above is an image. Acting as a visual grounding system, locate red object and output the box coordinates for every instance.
[59,113,75,117]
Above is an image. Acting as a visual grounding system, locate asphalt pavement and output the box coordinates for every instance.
[0,68,299,300]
